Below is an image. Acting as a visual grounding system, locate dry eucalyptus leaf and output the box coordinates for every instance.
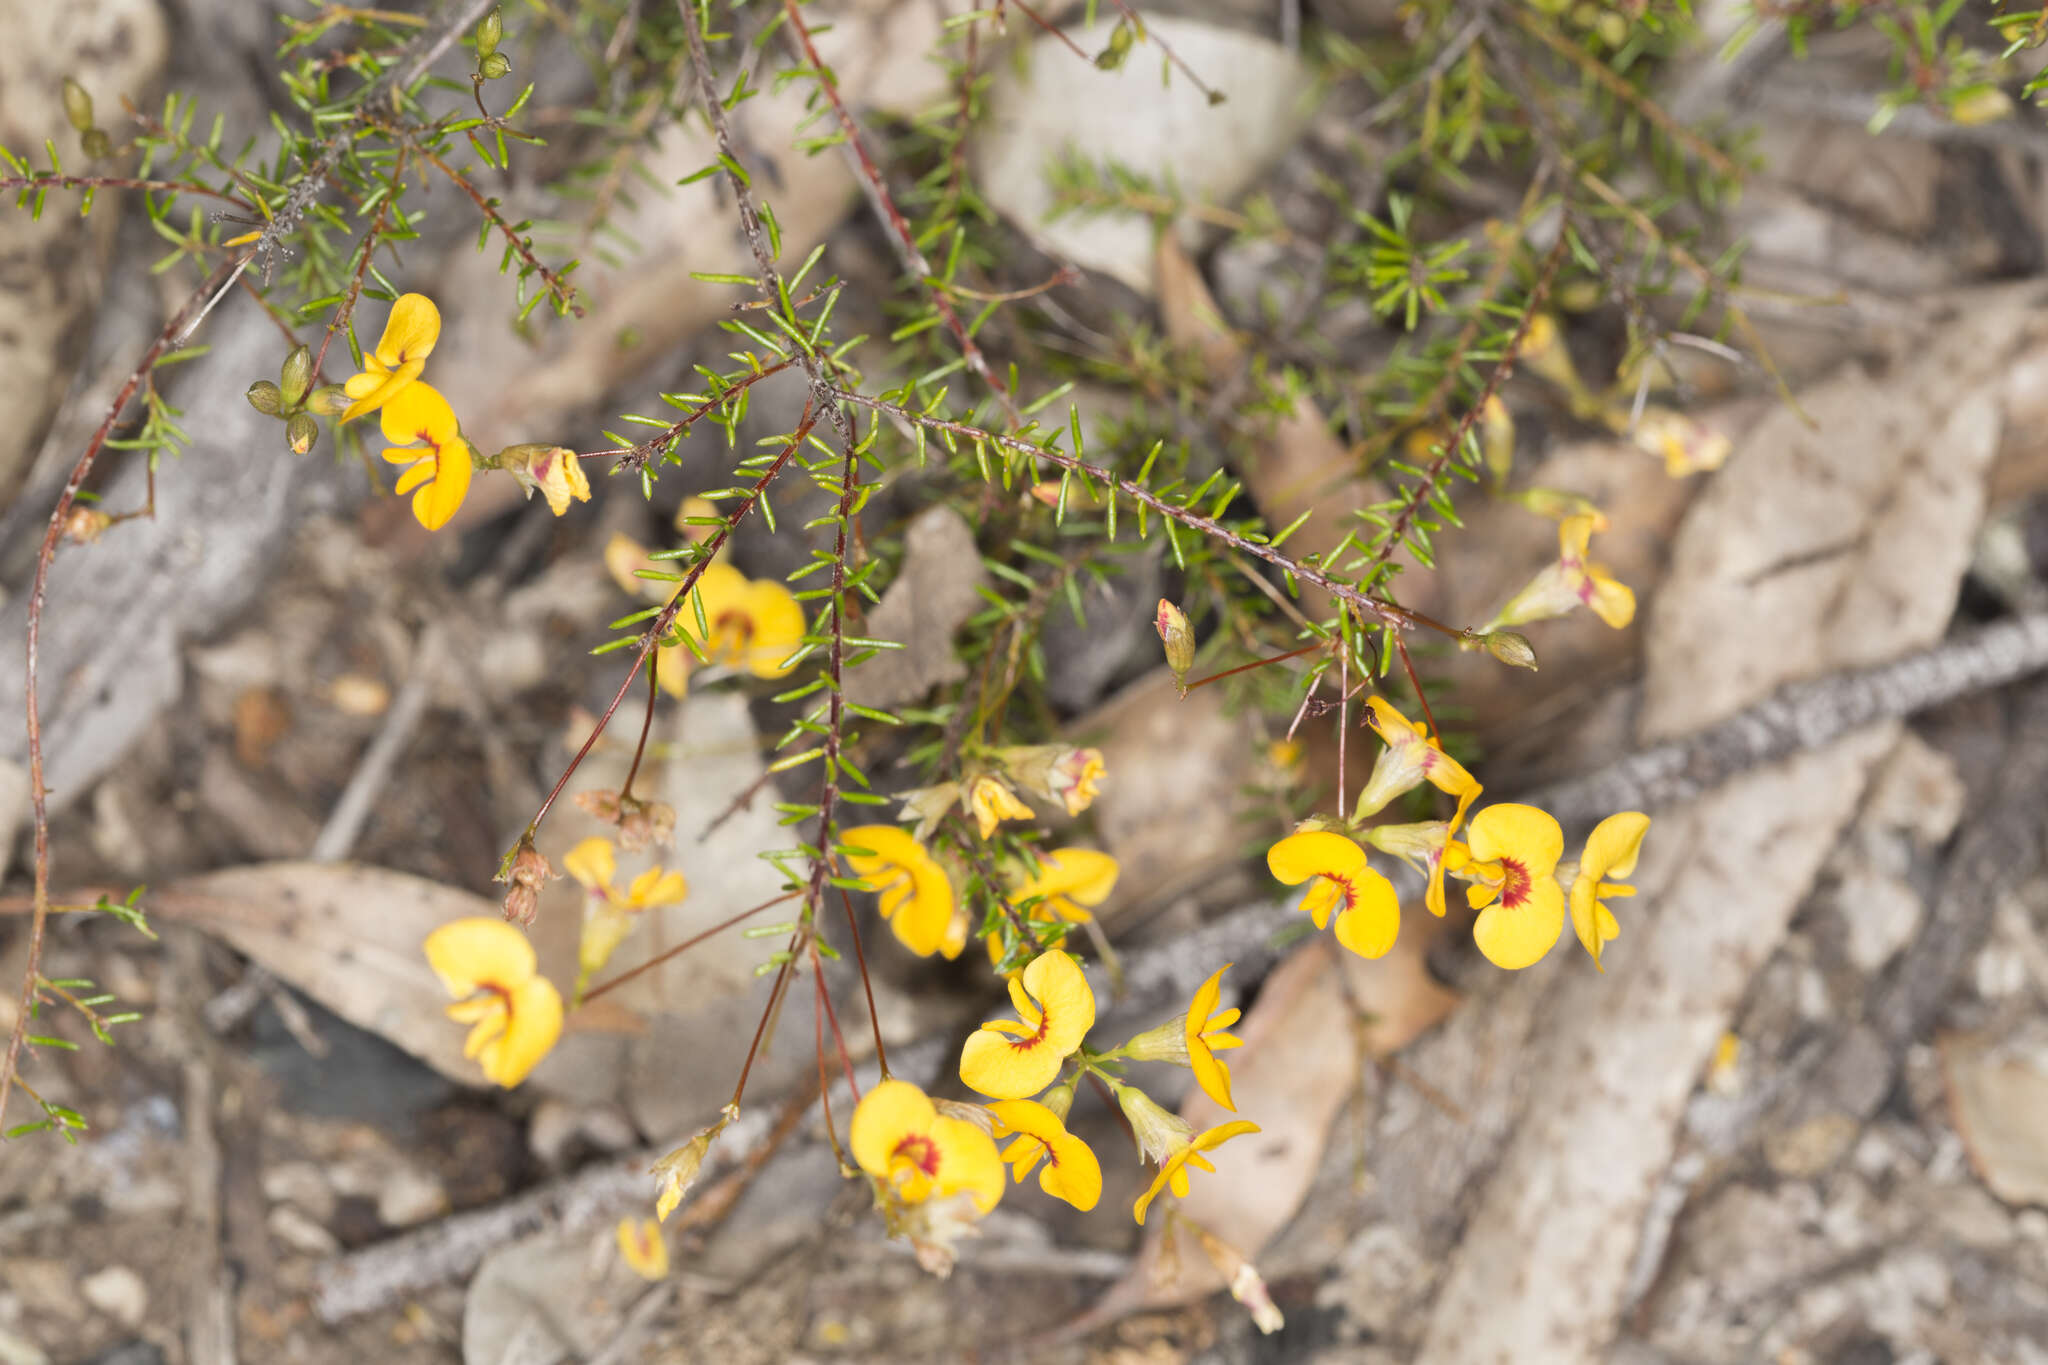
[842,505,989,709]
[170,862,508,1086]
[976,16,1309,294]
[1941,1025,2048,1208]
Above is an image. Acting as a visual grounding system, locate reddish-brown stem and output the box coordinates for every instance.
[729,931,801,1110]
[313,189,396,380]
[1011,0,1091,60]
[1104,0,1224,104]
[618,653,660,803]
[1337,642,1350,822]
[576,358,799,471]
[1393,633,1441,748]
[401,137,584,317]
[0,174,252,207]
[776,0,1024,426]
[823,386,1459,639]
[1,250,252,1131]
[578,890,800,1005]
[1182,640,1322,694]
[810,941,858,1102]
[836,886,888,1080]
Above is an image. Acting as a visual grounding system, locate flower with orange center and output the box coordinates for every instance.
[377,381,472,531]
[959,950,1096,1099]
[1459,803,1567,970]
[1265,830,1401,960]
[1356,697,1481,836]
[563,835,689,987]
[966,774,1034,840]
[1569,811,1651,971]
[1132,1120,1263,1225]
[422,918,563,1087]
[842,825,963,959]
[1184,965,1244,1111]
[849,1078,1004,1213]
[616,1216,669,1281]
[987,1097,1102,1211]
[1484,514,1636,631]
[341,292,441,423]
[669,561,806,680]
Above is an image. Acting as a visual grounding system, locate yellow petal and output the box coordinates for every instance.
[410,446,471,532]
[340,356,425,423]
[477,974,562,1086]
[616,1216,669,1281]
[842,825,955,957]
[655,644,692,698]
[1559,513,1596,563]
[1330,866,1401,959]
[928,1114,1006,1213]
[986,1099,1098,1210]
[342,362,390,398]
[1473,874,1566,970]
[605,533,659,599]
[1587,569,1636,629]
[1569,875,1614,970]
[625,866,688,909]
[1583,811,1651,882]
[737,577,807,678]
[563,836,617,893]
[373,292,441,368]
[423,917,537,996]
[1363,696,1427,745]
[849,1078,938,1181]
[960,951,1095,1100]
[1010,847,1120,920]
[1464,804,1564,879]
[1266,830,1368,886]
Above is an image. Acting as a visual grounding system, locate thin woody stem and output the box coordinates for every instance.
[1393,633,1441,747]
[729,929,801,1109]
[579,890,799,1004]
[618,652,660,803]
[837,887,888,1079]
[1182,641,1323,694]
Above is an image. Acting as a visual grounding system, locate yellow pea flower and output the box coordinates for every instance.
[959,950,1096,1099]
[850,1078,1005,1213]
[528,445,592,515]
[341,292,441,422]
[616,1217,669,1280]
[563,835,688,984]
[987,1097,1102,1211]
[1625,406,1731,478]
[996,745,1108,817]
[1570,811,1651,972]
[842,825,962,959]
[966,774,1034,839]
[672,561,807,679]
[1484,514,1636,631]
[1356,697,1481,833]
[1132,1120,1263,1225]
[422,918,563,1087]
[1265,830,1401,960]
[1459,803,1567,970]
[378,381,472,531]
[1184,965,1244,1112]
[992,847,1122,968]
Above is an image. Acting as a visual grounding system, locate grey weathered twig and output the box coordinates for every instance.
[1526,612,2048,824]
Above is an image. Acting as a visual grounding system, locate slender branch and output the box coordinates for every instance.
[0,174,251,207]
[579,891,799,1005]
[836,886,888,1079]
[402,138,585,317]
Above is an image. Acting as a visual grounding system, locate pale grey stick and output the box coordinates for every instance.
[1526,612,2048,825]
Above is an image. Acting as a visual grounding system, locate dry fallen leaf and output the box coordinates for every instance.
[1941,1024,2048,1208]
[842,505,990,710]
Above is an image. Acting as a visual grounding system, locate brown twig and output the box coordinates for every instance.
[579,891,800,1006]
[399,136,585,317]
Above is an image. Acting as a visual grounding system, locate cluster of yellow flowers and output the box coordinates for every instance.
[1267,692,1650,971]
[846,950,1259,1269]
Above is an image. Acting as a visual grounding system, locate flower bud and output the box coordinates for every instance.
[1095,19,1135,70]
[1479,395,1515,487]
[62,506,113,545]
[1155,599,1195,684]
[245,380,283,416]
[286,411,319,455]
[304,384,350,417]
[479,51,512,80]
[62,78,94,133]
[475,6,503,57]
[80,129,112,161]
[279,344,313,408]
[1481,630,1538,671]
[496,837,555,926]
[1114,1082,1194,1166]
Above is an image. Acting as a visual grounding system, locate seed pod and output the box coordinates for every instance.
[475,6,502,58]
[278,345,313,408]
[1482,631,1538,671]
[1094,20,1134,70]
[1155,599,1196,681]
[245,380,283,416]
[286,411,319,455]
[80,128,112,161]
[479,51,512,80]
[62,78,93,133]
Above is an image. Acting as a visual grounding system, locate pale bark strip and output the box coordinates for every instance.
[1417,725,1899,1365]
